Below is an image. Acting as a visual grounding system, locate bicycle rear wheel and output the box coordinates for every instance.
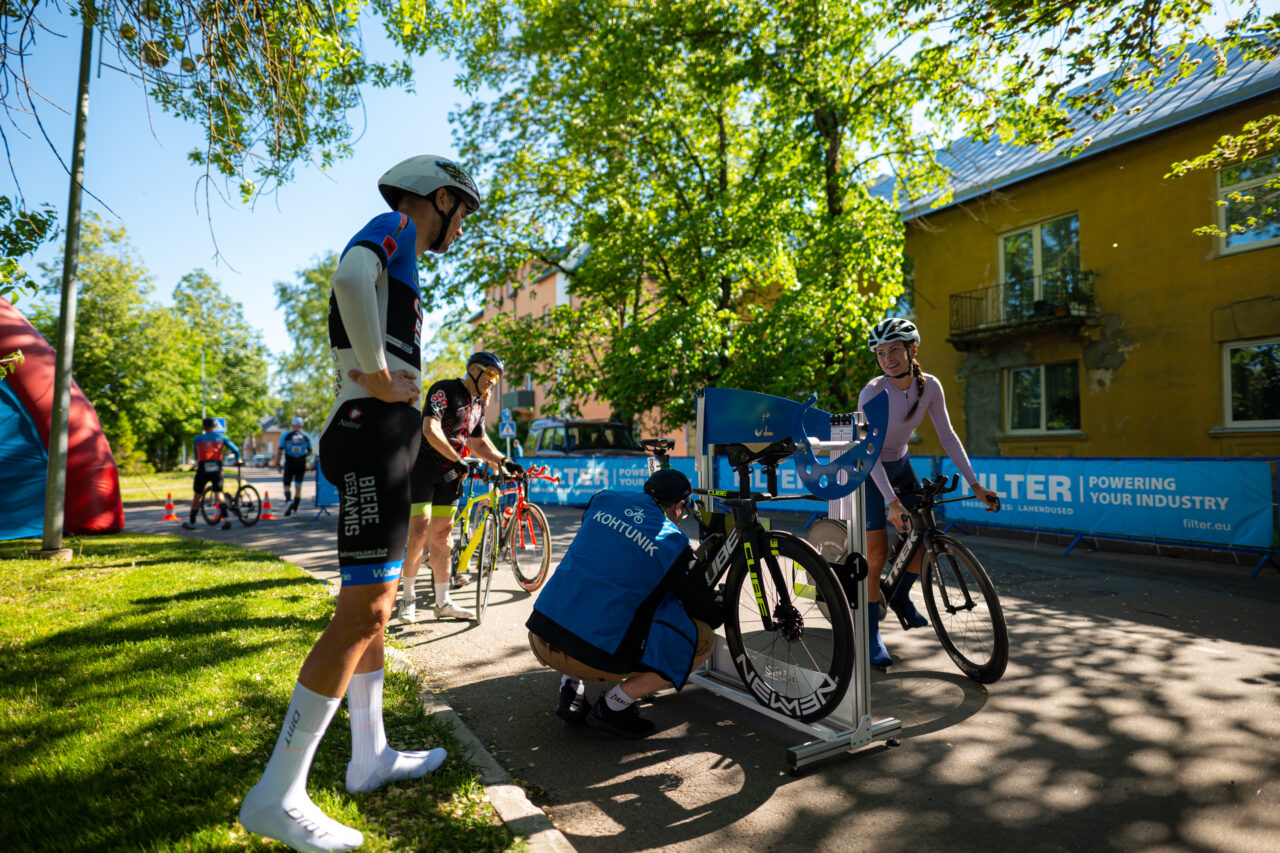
[724,531,854,723]
[200,486,222,524]
[235,484,262,526]
[508,503,552,591]
[476,514,497,623]
[922,535,1009,684]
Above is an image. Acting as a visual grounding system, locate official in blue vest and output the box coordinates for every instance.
[527,469,723,739]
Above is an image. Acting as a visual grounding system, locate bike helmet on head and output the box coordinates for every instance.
[466,351,504,375]
[868,317,920,350]
[291,417,304,427]
[644,469,691,505]
[378,155,482,252]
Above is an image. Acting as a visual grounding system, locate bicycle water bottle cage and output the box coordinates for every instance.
[791,391,889,500]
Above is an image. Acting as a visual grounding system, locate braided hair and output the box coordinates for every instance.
[904,359,927,419]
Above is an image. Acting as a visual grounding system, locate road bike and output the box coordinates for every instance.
[641,439,856,723]
[446,461,503,622]
[496,464,560,592]
[199,460,262,527]
[807,474,1009,684]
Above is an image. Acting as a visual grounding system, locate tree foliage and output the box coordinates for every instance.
[272,252,337,425]
[0,197,58,304]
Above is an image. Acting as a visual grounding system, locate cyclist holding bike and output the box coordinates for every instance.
[183,417,239,531]
[273,416,312,516]
[859,317,999,668]
[240,155,480,853]
[398,351,523,623]
[526,469,723,739]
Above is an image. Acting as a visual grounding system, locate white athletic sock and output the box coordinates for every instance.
[605,684,636,712]
[401,577,416,603]
[560,675,585,696]
[239,682,362,852]
[434,582,450,608]
[345,669,445,794]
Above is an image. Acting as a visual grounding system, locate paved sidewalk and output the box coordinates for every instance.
[129,474,1280,853]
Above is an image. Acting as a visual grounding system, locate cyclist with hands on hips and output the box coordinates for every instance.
[858,317,1000,669]
[239,155,480,853]
[398,351,524,623]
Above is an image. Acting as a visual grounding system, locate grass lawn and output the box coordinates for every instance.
[117,471,192,507]
[0,533,518,852]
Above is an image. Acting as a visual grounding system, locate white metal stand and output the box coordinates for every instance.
[689,394,901,772]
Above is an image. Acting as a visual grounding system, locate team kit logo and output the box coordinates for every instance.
[429,389,448,413]
[624,506,646,525]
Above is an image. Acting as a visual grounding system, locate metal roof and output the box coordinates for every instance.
[884,43,1280,219]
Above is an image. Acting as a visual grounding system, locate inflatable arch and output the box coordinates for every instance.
[0,297,123,540]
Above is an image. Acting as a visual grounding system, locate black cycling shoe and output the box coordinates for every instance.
[586,696,656,739]
[555,681,590,725]
[220,520,232,531]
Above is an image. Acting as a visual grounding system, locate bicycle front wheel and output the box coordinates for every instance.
[922,534,1009,684]
[476,513,497,623]
[509,503,552,591]
[200,486,222,525]
[724,531,854,723]
[235,484,262,526]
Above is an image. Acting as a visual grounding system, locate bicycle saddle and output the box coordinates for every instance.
[723,437,797,470]
[639,438,676,453]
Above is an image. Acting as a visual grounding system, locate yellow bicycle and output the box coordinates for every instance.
[448,462,504,623]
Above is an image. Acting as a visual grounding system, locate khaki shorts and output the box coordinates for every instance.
[528,620,715,683]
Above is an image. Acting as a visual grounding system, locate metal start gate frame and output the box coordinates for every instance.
[687,388,902,772]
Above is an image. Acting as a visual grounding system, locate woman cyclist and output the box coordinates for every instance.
[858,317,1000,668]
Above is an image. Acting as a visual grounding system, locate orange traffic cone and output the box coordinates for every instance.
[260,492,276,521]
[161,492,180,521]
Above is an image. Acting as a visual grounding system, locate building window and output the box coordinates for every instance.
[1005,361,1080,433]
[1219,152,1280,253]
[999,213,1081,320]
[1223,336,1280,428]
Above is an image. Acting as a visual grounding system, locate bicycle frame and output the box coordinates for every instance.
[455,468,503,570]
[498,464,559,549]
[880,478,982,607]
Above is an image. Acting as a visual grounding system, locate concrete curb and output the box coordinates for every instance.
[385,647,577,853]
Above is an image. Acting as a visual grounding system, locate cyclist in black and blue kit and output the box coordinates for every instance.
[273,416,312,516]
[241,155,481,853]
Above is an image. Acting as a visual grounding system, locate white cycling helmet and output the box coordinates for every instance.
[868,317,920,350]
[377,154,481,211]
[291,416,304,427]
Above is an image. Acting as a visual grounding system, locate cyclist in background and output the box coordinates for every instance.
[526,469,722,739]
[240,154,480,853]
[858,317,1000,669]
[273,416,312,516]
[397,351,523,623]
[183,417,239,532]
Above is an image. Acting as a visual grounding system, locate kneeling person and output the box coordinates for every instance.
[526,469,722,738]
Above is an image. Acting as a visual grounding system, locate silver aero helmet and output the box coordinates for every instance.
[377,154,481,211]
[868,317,920,350]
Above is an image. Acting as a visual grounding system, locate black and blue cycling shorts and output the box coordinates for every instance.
[319,399,421,586]
[281,457,307,487]
[192,461,224,496]
[864,456,923,532]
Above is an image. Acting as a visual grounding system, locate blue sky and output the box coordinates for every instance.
[2,9,472,372]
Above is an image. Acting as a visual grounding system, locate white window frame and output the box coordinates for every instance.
[1217,153,1280,256]
[1003,361,1081,434]
[997,212,1079,306]
[1221,335,1280,429]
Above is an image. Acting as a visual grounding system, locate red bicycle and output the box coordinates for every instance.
[499,464,560,591]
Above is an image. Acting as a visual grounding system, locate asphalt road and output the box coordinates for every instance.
[130,470,1280,853]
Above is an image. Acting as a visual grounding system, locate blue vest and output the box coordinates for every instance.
[531,491,700,688]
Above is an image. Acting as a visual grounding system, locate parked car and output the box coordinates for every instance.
[526,418,644,456]
[250,452,272,468]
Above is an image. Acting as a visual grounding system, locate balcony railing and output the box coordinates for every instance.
[949,270,1098,340]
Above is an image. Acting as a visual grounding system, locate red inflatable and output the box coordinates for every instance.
[0,297,124,535]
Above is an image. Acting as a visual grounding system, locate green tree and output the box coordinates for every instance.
[273,253,337,426]
[0,198,58,305]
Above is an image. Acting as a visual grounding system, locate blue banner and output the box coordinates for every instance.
[314,460,339,507]
[938,456,1277,550]
[526,457,697,506]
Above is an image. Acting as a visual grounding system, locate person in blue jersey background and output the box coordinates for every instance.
[240,156,481,853]
[273,416,313,516]
[184,417,240,531]
[527,469,724,739]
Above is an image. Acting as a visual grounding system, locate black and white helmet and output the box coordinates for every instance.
[868,317,920,350]
[377,155,481,212]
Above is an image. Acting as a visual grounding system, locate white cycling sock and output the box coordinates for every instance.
[604,684,635,712]
[401,577,416,603]
[345,669,445,794]
[434,582,450,608]
[239,682,362,852]
[560,675,585,696]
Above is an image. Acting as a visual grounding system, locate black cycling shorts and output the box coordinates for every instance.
[319,399,421,586]
[193,461,224,496]
[282,457,307,487]
[409,453,462,515]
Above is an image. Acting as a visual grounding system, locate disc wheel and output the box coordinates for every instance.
[724,531,854,722]
[508,504,552,591]
[922,534,1009,684]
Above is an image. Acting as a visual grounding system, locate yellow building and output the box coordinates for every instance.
[900,48,1280,461]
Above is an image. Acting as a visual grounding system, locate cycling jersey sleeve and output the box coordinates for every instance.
[224,436,242,460]
[926,382,979,487]
[331,245,388,375]
[668,546,724,629]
